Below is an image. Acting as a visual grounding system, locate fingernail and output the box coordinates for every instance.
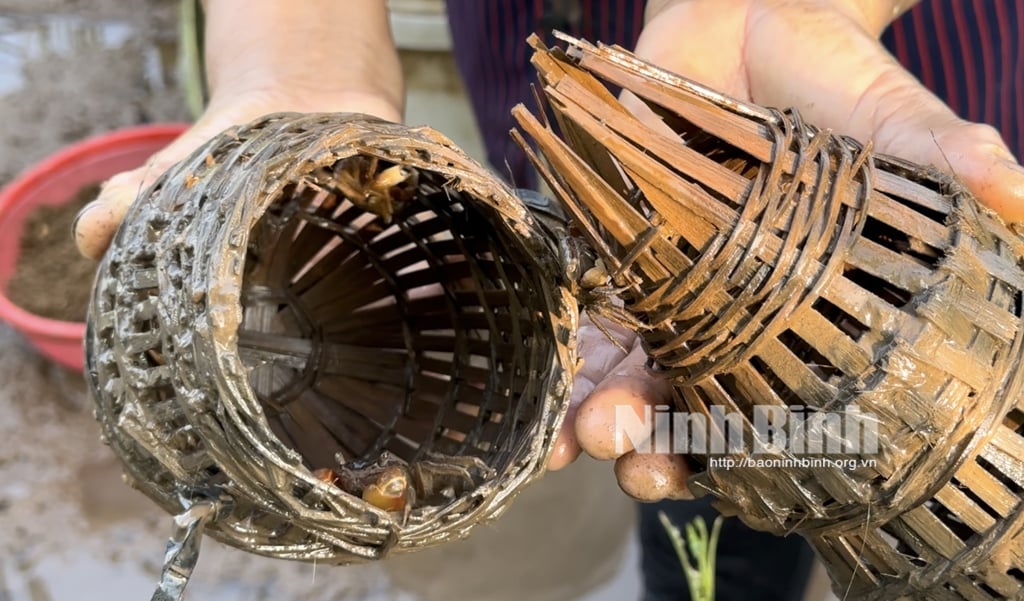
[70,201,99,241]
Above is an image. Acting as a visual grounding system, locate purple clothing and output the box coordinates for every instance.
[884,0,1024,159]
[446,0,646,189]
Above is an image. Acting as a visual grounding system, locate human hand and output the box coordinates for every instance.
[72,89,402,259]
[548,0,1024,502]
[547,315,688,502]
[636,0,1024,219]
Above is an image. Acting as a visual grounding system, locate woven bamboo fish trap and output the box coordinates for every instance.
[514,34,1024,601]
[85,113,579,583]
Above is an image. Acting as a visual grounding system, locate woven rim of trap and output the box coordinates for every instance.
[514,34,1024,599]
[86,112,578,562]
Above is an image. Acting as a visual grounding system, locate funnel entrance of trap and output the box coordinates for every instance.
[235,154,555,477]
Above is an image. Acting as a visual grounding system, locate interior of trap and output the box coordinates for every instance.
[232,154,554,481]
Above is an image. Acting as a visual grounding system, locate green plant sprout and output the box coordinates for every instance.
[658,511,725,601]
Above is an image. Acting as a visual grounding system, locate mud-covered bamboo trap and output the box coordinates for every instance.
[514,34,1024,601]
[85,113,579,582]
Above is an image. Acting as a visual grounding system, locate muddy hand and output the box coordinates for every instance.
[72,91,403,260]
[637,0,1024,220]
[72,120,211,260]
[548,315,688,502]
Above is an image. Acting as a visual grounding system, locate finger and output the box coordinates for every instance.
[72,131,193,260]
[574,314,638,385]
[73,163,165,260]
[614,450,694,502]
[547,399,584,471]
[71,85,408,261]
[72,113,237,259]
[919,125,1024,221]
[548,314,635,471]
[840,64,1023,220]
[575,342,672,460]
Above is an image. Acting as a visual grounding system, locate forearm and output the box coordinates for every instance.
[201,0,404,121]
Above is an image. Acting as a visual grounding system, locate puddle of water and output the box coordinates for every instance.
[0,14,173,97]
[76,457,155,528]
[2,551,154,601]
[1,548,417,601]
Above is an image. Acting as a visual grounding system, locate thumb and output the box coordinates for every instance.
[839,62,1024,221]
[73,160,172,260]
[882,114,1024,222]
[73,89,406,260]
[73,114,235,260]
[742,6,1024,221]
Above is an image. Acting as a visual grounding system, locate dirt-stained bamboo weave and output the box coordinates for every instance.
[86,113,579,564]
[514,33,1024,601]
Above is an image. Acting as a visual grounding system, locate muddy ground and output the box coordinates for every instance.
[0,2,640,600]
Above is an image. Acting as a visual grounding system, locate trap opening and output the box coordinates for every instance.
[236,155,555,483]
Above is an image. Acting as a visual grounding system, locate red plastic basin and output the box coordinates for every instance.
[0,124,190,371]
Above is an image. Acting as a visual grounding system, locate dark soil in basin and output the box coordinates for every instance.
[6,182,100,322]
